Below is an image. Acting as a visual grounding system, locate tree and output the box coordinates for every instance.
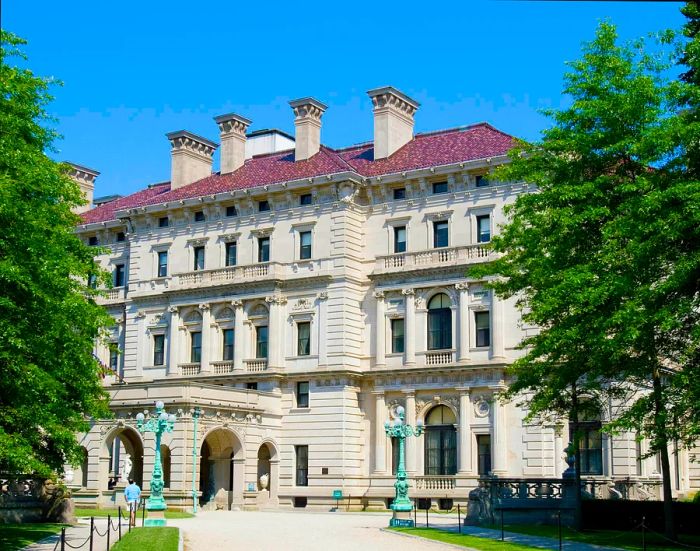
[471,22,700,538]
[0,31,112,478]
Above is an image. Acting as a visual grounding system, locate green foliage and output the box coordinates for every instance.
[110,527,179,551]
[0,31,112,477]
[390,528,542,550]
[0,523,66,551]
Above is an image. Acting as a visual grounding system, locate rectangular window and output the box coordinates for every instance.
[297,381,309,408]
[157,251,168,278]
[475,311,490,347]
[572,423,603,475]
[475,175,489,188]
[393,226,407,253]
[299,231,312,260]
[477,435,492,475]
[433,221,449,248]
[194,246,205,271]
[246,382,258,390]
[391,318,405,353]
[109,348,119,370]
[194,210,205,222]
[225,241,237,267]
[116,232,125,242]
[158,216,169,228]
[258,200,270,212]
[256,325,268,358]
[300,193,312,206]
[635,438,643,476]
[223,329,234,361]
[153,335,165,366]
[88,236,98,246]
[88,273,97,289]
[190,331,202,363]
[432,181,448,194]
[258,237,270,262]
[295,445,309,486]
[225,205,237,217]
[476,215,491,243]
[114,264,125,287]
[393,187,406,200]
[297,322,311,356]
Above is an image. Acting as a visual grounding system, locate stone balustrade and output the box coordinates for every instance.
[423,350,455,366]
[374,244,495,275]
[211,361,235,374]
[414,476,456,490]
[244,359,267,372]
[179,363,201,376]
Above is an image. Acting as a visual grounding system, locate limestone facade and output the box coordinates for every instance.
[69,88,700,510]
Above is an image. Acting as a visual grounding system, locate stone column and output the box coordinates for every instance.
[167,306,180,376]
[317,292,328,366]
[456,283,470,362]
[554,423,565,477]
[491,290,506,359]
[135,310,146,378]
[374,392,387,473]
[491,391,508,475]
[199,303,211,373]
[232,300,244,371]
[457,388,472,473]
[404,390,417,474]
[374,291,386,367]
[402,289,416,365]
[266,294,286,369]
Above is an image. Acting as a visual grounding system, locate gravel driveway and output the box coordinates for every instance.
[169,510,457,551]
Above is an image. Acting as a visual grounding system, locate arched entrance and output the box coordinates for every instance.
[199,428,243,510]
[255,441,279,507]
[424,405,457,475]
[102,426,144,491]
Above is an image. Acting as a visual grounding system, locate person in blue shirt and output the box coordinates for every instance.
[124,479,141,526]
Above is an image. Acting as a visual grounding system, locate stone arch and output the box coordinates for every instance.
[215,305,235,321]
[102,426,144,489]
[199,427,244,510]
[422,287,458,309]
[423,404,457,476]
[160,444,171,488]
[72,446,89,488]
[255,439,280,506]
[417,399,459,425]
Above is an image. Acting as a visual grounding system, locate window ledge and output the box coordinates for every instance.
[289,407,311,413]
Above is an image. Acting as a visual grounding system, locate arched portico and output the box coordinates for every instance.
[199,427,244,510]
[101,426,144,490]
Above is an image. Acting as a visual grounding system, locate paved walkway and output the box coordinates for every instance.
[24,516,132,551]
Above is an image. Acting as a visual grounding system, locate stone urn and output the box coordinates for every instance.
[259,473,269,491]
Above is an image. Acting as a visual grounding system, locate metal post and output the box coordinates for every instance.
[89,517,94,551]
[426,504,429,528]
[558,509,562,551]
[501,508,504,541]
[414,504,417,527]
[142,498,146,526]
[458,504,461,534]
[106,515,111,550]
[642,516,646,551]
[60,527,66,551]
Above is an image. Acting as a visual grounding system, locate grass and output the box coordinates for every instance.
[111,527,179,551]
[75,507,194,519]
[390,527,543,550]
[0,523,66,551]
[484,523,700,551]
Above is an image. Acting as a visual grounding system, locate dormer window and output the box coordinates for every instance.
[393,188,406,200]
[475,175,489,188]
[116,232,125,242]
[432,181,448,195]
[88,236,98,246]
[300,194,312,206]
[158,216,169,228]
[226,205,237,217]
[258,200,270,212]
[194,211,205,222]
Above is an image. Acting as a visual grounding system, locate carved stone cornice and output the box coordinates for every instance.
[265,294,287,305]
[198,303,210,312]
[231,300,243,309]
[166,130,217,158]
[455,282,470,292]
[219,232,241,243]
[214,113,252,137]
[373,290,386,300]
[289,98,327,123]
[187,237,209,247]
[425,210,454,222]
[367,86,419,119]
[317,291,329,301]
[251,227,274,238]
[401,288,415,297]
[167,306,179,314]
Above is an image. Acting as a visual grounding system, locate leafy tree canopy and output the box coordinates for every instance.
[0,31,112,477]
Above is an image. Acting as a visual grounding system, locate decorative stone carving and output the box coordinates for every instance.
[198,303,210,312]
[292,297,313,311]
[455,282,470,291]
[317,291,328,301]
[401,288,415,297]
[251,227,274,238]
[373,290,385,300]
[220,232,241,243]
[167,306,179,314]
[187,237,209,247]
[231,300,243,308]
[426,210,453,221]
[265,294,287,305]
[474,396,491,418]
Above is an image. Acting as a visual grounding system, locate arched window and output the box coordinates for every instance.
[424,405,457,476]
[160,445,171,488]
[570,408,603,475]
[428,294,452,350]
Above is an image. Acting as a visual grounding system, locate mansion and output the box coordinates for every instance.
[69,87,700,511]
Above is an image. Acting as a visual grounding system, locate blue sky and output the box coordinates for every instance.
[6,1,686,198]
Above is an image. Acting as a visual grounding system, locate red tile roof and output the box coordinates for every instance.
[80,123,515,225]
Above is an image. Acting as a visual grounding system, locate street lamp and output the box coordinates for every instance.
[384,405,424,527]
[136,401,176,526]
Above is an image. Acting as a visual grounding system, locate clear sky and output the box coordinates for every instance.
[5,0,687,198]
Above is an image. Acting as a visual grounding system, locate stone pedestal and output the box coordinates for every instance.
[144,509,166,527]
[389,509,415,527]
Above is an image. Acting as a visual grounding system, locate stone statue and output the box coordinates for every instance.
[121,455,133,481]
[259,473,269,491]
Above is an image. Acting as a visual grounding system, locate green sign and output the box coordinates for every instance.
[332,489,343,500]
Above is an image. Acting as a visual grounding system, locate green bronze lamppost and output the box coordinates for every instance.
[384,405,423,527]
[136,401,176,526]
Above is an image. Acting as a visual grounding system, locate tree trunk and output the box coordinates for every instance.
[652,366,676,541]
[571,388,583,530]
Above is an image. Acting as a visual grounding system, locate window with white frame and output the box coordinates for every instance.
[299,231,312,260]
[475,311,490,347]
[476,214,491,243]
[157,251,168,277]
[297,322,311,356]
[433,221,449,248]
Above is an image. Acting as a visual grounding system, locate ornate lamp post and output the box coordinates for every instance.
[384,405,423,527]
[136,401,176,526]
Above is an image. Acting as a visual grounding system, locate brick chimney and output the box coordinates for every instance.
[166,130,218,190]
[367,86,420,160]
[214,113,251,174]
[289,97,327,161]
[67,162,99,214]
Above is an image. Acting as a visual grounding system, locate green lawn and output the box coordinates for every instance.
[484,523,700,551]
[75,507,194,519]
[390,527,543,550]
[0,523,66,551]
[111,527,179,551]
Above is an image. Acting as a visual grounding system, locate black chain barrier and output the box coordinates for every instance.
[55,504,140,551]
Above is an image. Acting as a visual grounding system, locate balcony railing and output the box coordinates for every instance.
[424,350,455,365]
[375,244,495,275]
[96,286,126,304]
[414,476,456,490]
[179,363,201,376]
[211,361,234,374]
[244,359,267,372]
